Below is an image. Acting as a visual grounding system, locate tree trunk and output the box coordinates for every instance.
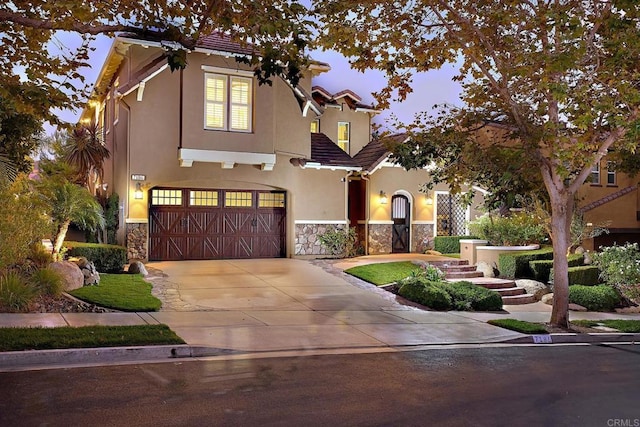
[549,192,573,328]
[52,220,71,260]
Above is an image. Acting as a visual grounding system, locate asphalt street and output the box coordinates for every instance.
[1,344,639,426]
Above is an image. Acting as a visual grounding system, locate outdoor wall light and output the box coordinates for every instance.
[379,190,388,204]
[134,182,143,200]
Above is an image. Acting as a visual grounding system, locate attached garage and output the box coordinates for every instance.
[149,188,286,261]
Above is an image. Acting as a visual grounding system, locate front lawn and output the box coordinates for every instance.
[571,319,640,333]
[488,318,640,334]
[70,274,162,311]
[345,261,420,286]
[0,325,184,352]
[488,319,548,334]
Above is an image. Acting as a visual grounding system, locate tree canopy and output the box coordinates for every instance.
[1,1,314,124]
[317,0,640,327]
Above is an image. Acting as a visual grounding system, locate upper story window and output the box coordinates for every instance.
[310,119,320,133]
[338,121,350,153]
[591,162,600,185]
[607,161,616,185]
[204,72,252,132]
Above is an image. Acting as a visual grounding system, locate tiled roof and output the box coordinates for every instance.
[353,134,407,172]
[310,133,360,168]
[311,86,376,111]
[196,33,255,55]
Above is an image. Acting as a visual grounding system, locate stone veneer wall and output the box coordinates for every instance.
[412,224,435,253]
[295,223,340,256]
[126,223,148,261]
[368,223,392,254]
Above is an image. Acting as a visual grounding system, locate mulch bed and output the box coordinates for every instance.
[5,293,116,314]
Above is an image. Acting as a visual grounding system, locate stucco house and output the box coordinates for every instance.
[578,161,640,250]
[81,33,482,261]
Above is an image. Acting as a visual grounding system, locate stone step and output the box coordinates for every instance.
[493,287,526,297]
[443,265,478,272]
[447,277,516,289]
[502,293,537,305]
[426,259,470,267]
[445,271,485,279]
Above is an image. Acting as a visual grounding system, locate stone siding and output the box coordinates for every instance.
[368,223,392,254]
[412,223,435,253]
[295,223,339,256]
[126,223,148,261]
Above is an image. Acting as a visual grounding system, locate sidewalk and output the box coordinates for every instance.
[1,257,639,370]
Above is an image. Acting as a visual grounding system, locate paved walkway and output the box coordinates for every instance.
[1,256,640,355]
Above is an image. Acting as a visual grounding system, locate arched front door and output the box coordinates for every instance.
[391,195,410,253]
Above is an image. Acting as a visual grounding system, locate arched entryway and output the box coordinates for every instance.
[391,194,410,253]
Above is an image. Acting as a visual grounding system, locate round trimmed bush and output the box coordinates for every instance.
[569,284,621,311]
[441,281,503,311]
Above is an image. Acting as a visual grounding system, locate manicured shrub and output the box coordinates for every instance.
[318,226,359,258]
[65,241,127,273]
[569,285,621,311]
[592,243,640,286]
[530,254,584,283]
[0,272,36,312]
[467,212,546,246]
[30,267,64,297]
[433,236,476,254]
[498,247,554,279]
[398,279,452,310]
[550,265,600,286]
[437,281,503,311]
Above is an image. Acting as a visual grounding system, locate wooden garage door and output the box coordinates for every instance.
[149,188,286,261]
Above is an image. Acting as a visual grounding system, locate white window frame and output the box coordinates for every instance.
[203,70,253,132]
[311,119,320,133]
[607,161,616,185]
[591,162,600,185]
[338,121,350,153]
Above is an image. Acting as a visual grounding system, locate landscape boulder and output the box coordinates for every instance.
[541,293,554,305]
[128,261,148,276]
[48,261,84,291]
[569,303,588,312]
[476,261,496,278]
[515,279,552,301]
[71,257,100,286]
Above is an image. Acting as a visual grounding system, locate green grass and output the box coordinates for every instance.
[488,318,549,334]
[345,261,420,285]
[70,274,162,311]
[0,325,184,352]
[571,319,640,333]
[440,253,461,258]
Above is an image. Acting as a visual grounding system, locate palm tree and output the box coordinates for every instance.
[64,122,110,191]
[37,177,105,258]
[0,151,17,185]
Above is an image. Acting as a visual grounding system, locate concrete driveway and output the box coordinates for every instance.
[144,258,523,352]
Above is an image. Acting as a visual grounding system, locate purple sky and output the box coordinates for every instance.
[47,35,462,134]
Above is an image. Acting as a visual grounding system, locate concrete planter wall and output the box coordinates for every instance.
[475,244,540,267]
[459,239,489,265]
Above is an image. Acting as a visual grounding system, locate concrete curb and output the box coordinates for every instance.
[0,345,236,371]
[2,333,639,372]
[503,333,640,345]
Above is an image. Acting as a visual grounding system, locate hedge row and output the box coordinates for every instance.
[433,236,477,254]
[529,254,584,283]
[569,285,621,311]
[65,241,127,273]
[498,247,554,279]
[398,277,502,311]
[550,265,600,286]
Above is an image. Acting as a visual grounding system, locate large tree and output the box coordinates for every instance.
[1,1,314,124]
[317,1,640,327]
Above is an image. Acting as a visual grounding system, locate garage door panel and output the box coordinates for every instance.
[187,210,221,235]
[185,235,222,259]
[222,236,255,259]
[223,211,254,234]
[149,236,185,261]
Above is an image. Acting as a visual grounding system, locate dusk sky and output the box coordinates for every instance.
[49,34,463,134]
